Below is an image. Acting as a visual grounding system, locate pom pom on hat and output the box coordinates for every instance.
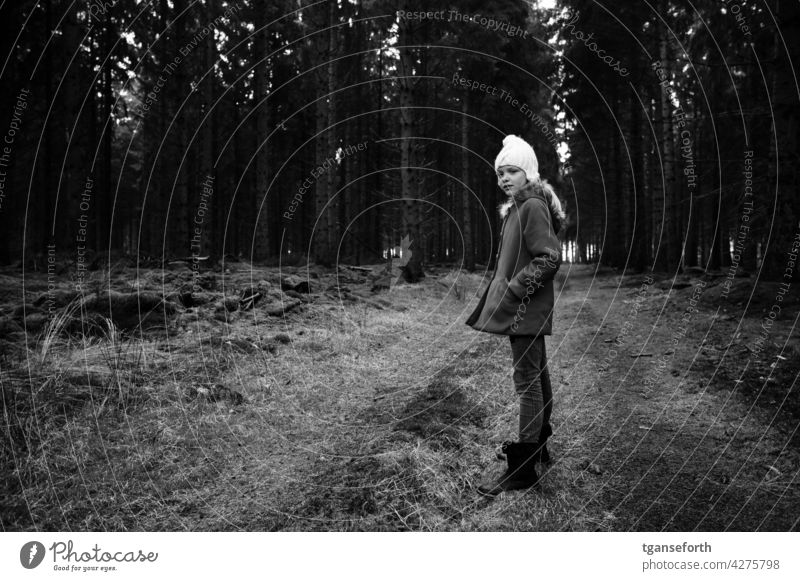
[494,134,539,182]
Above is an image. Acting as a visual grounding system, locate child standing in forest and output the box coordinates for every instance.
[465,134,564,496]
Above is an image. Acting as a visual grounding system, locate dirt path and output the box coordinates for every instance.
[549,265,800,531]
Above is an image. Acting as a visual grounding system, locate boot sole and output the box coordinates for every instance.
[477,480,540,497]
[495,449,553,464]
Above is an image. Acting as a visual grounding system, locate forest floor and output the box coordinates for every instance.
[1,261,799,531]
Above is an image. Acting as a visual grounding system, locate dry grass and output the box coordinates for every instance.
[3,264,797,531]
[1,267,581,531]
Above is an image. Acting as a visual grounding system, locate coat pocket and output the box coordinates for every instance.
[492,277,515,303]
[470,277,520,334]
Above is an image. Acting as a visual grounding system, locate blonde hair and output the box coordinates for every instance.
[538,177,566,223]
[498,176,566,225]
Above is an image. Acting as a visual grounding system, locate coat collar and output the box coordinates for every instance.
[498,180,547,218]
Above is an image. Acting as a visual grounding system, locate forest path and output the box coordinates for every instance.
[548,264,800,531]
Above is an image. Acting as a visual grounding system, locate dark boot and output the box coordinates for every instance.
[494,440,514,461]
[495,424,553,464]
[478,442,540,497]
[537,443,551,464]
[537,424,552,465]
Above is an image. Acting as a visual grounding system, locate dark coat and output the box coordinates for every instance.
[465,181,561,336]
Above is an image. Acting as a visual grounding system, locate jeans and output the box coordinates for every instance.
[509,334,553,443]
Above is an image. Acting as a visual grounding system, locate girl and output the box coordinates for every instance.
[465,134,564,496]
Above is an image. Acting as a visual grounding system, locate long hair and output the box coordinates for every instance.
[498,177,566,228]
[539,177,566,224]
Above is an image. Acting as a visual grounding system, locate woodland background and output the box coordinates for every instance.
[0,0,798,278]
[2,0,800,534]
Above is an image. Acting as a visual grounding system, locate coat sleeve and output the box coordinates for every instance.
[507,198,561,299]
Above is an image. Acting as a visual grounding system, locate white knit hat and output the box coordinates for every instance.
[494,134,539,182]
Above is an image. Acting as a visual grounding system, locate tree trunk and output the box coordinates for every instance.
[657,12,675,271]
[98,5,114,255]
[326,0,339,264]
[398,3,424,281]
[42,0,55,254]
[630,77,647,271]
[767,0,800,279]
[202,0,216,259]
[172,0,190,258]
[461,92,474,270]
[254,4,270,260]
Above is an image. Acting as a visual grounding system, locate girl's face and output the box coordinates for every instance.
[496,165,528,197]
